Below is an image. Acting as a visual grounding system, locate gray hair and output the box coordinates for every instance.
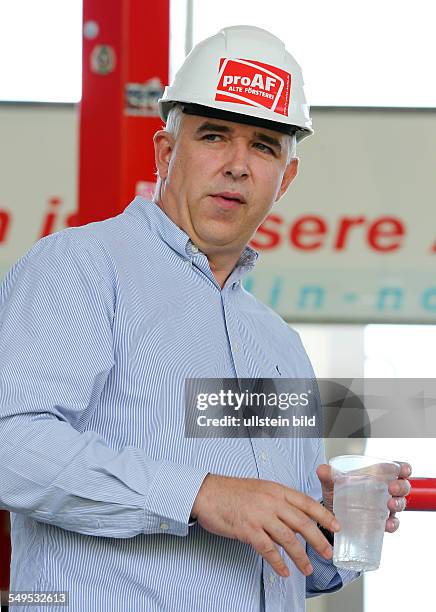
[153,105,184,202]
[153,103,297,202]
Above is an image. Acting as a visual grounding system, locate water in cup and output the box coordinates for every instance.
[333,476,390,571]
[329,455,400,572]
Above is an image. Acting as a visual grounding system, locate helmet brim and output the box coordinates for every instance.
[159,101,313,143]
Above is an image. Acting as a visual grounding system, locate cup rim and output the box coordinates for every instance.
[329,454,401,470]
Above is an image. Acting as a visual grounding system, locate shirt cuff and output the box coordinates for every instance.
[336,566,362,588]
[306,544,362,596]
[144,461,209,536]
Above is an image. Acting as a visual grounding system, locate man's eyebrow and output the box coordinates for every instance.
[195,122,234,135]
[194,122,283,153]
[253,131,282,152]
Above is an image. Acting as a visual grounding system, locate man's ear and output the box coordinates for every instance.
[275,157,299,202]
[153,130,175,180]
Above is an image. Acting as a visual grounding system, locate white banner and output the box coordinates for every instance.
[1,105,435,322]
[245,109,436,322]
[0,104,78,279]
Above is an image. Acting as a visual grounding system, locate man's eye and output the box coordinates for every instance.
[203,134,222,142]
[255,142,274,154]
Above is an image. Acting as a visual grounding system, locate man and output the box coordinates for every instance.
[0,26,410,612]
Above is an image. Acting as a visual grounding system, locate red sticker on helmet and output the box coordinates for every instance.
[215,58,291,116]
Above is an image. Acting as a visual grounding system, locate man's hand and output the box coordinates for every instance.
[386,461,412,532]
[316,461,412,533]
[190,474,340,578]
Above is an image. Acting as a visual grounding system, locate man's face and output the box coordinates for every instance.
[153,113,298,257]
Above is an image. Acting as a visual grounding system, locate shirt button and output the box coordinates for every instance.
[160,522,169,531]
[268,574,276,584]
[191,244,199,253]
[260,450,268,462]
[233,343,240,352]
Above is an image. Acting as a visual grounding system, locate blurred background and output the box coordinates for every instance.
[0,1,435,610]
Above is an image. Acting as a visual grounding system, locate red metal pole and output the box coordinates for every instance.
[0,510,10,603]
[405,478,436,511]
[78,0,170,225]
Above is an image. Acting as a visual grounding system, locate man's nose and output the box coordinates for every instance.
[222,142,250,180]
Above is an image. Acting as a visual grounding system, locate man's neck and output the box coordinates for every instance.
[205,251,241,289]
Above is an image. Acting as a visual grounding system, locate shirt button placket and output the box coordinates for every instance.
[222,295,244,375]
[264,572,282,612]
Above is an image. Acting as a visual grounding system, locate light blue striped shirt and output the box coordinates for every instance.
[0,197,359,611]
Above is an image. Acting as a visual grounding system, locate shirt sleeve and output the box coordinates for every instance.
[0,231,209,538]
[305,438,362,597]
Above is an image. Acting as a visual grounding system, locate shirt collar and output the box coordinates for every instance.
[124,196,260,278]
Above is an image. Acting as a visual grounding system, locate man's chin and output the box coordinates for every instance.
[194,231,243,253]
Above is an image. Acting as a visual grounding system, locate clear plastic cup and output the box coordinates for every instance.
[329,455,400,572]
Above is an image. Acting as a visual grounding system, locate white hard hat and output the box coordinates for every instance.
[158,25,313,142]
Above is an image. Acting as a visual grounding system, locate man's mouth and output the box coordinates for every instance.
[210,192,246,206]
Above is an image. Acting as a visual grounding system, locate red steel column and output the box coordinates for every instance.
[406,478,436,511]
[78,0,170,225]
[0,511,10,604]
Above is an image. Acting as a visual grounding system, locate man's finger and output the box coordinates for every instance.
[316,464,334,485]
[394,461,412,478]
[388,479,411,497]
[277,505,333,560]
[284,488,340,533]
[385,515,400,533]
[250,531,290,578]
[388,496,406,512]
[265,519,313,576]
